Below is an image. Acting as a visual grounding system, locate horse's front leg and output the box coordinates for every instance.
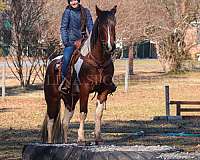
[95,91,108,144]
[78,85,89,144]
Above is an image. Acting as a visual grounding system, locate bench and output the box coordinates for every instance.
[170,101,200,116]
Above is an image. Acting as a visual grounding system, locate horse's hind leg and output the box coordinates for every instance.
[62,95,79,143]
[46,97,61,143]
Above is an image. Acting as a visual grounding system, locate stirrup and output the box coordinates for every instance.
[58,78,70,94]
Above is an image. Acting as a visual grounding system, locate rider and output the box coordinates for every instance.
[59,0,93,93]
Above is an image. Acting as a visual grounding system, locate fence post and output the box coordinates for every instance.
[125,60,129,92]
[176,104,181,116]
[2,60,6,99]
[165,85,170,116]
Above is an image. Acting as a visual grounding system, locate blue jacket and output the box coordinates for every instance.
[60,6,93,47]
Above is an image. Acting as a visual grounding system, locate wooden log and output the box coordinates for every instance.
[22,144,181,160]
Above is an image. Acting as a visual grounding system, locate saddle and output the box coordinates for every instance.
[55,39,86,94]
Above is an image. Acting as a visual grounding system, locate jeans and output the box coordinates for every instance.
[61,46,75,80]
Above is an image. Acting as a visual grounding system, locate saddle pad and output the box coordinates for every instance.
[80,32,91,56]
[51,55,83,79]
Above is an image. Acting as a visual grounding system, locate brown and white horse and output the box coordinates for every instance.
[42,5,117,144]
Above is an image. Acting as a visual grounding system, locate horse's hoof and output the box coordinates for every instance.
[77,140,86,146]
[95,139,104,145]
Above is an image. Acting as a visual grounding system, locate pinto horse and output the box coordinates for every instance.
[42,5,117,144]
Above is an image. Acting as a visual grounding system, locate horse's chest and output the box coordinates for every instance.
[74,57,114,84]
[81,64,113,84]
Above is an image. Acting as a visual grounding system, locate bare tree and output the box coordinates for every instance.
[0,0,6,11]
[148,0,200,72]
[6,0,46,87]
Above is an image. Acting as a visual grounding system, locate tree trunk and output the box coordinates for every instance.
[17,44,25,88]
[128,44,134,75]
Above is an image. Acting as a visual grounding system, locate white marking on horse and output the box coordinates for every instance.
[95,100,105,140]
[78,112,87,142]
[48,55,63,66]
[107,26,112,51]
[47,116,54,143]
[74,58,83,79]
[81,32,92,56]
[62,108,74,143]
[74,33,92,77]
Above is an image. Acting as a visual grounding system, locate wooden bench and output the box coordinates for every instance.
[170,101,200,116]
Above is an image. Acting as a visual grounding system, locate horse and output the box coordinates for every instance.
[42,5,117,144]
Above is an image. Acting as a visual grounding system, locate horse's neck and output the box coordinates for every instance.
[91,41,108,64]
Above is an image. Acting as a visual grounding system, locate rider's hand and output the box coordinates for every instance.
[74,39,82,49]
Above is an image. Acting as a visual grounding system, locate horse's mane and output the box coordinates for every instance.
[90,17,99,50]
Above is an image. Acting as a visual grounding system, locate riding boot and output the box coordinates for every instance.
[58,77,71,94]
[59,62,73,94]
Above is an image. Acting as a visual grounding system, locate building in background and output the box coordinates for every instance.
[135,40,157,59]
[116,39,158,59]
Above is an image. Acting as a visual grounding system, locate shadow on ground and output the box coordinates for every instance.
[0,84,43,97]
[1,119,200,159]
[0,107,21,113]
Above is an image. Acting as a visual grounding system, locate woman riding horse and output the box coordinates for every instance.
[59,0,93,94]
[43,5,117,144]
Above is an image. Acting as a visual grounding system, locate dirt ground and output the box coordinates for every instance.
[1,59,200,159]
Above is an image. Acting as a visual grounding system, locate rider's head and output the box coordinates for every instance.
[68,0,80,8]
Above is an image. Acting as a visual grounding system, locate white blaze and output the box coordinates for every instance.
[107,26,112,51]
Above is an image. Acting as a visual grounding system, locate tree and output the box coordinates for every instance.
[6,0,46,87]
[147,0,200,72]
[0,0,6,11]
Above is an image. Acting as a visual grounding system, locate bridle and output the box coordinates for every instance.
[96,17,116,55]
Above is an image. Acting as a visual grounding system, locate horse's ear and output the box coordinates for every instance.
[96,5,102,17]
[111,5,117,15]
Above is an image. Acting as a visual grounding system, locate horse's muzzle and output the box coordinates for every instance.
[107,43,116,53]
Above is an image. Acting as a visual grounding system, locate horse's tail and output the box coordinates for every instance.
[41,113,48,143]
[41,101,62,143]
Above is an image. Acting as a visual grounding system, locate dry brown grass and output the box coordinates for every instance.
[1,59,200,159]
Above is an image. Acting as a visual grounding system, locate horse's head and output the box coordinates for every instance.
[91,6,117,55]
